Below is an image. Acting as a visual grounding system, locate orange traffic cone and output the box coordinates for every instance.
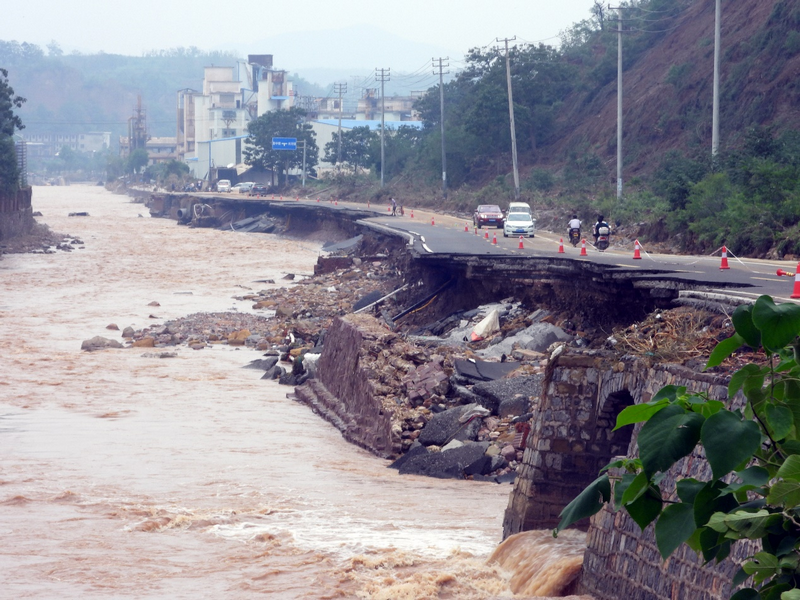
[792,264,800,299]
[492,233,497,245]
[431,216,435,226]
[484,231,489,240]
[271,194,275,200]
[280,195,283,200]
[720,245,730,270]
[335,200,338,206]
[580,239,588,256]
[410,209,414,219]
[518,236,524,249]
[465,222,469,232]
[387,205,391,213]
[558,238,565,253]
[296,196,299,201]
[316,197,320,203]
[633,240,642,259]
[778,269,796,277]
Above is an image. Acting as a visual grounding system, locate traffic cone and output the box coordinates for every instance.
[558,238,565,253]
[792,264,800,299]
[492,233,497,245]
[296,196,299,201]
[580,239,588,256]
[720,246,730,270]
[484,231,489,240]
[518,236,524,249]
[271,194,275,200]
[388,205,391,213]
[410,209,414,219]
[778,269,796,277]
[431,216,435,226]
[316,197,320,203]
[474,226,478,236]
[335,200,338,206]
[633,240,642,259]
[465,222,469,232]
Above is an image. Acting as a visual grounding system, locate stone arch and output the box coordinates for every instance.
[503,354,637,536]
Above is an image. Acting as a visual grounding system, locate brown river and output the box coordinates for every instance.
[0,186,586,599]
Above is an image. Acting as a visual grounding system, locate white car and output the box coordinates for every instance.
[232,182,255,194]
[217,179,231,192]
[503,212,536,237]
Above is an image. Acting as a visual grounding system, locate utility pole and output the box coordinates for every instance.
[375,67,390,188]
[497,37,520,200]
[616,5,624,200]
[333,82,347,164]
[712,0,721,158]
[432,57,449,198]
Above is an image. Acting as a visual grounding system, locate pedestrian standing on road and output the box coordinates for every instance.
[391,198,397,216]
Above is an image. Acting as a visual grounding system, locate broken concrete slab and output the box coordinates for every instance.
[398,441,490,479]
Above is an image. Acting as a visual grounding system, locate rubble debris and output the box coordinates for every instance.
[81,336,123,351]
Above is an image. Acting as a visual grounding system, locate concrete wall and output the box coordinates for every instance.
[503,349,754,599]
[0,186,33,241]
[293,314,401,458]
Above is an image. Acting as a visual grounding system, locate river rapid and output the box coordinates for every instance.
[0,186,586,599]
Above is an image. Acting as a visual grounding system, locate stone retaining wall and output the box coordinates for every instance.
[293,314,400,458]
[503,349,754,599]
[0,187,33,241]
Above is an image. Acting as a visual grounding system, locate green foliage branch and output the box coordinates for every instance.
[555,295,800,599]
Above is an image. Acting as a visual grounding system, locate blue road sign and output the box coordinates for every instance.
[272,137,297,150]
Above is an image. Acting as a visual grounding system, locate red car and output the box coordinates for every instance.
[473,204,504,229]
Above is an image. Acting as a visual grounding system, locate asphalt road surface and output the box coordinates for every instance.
[229,193,800,305]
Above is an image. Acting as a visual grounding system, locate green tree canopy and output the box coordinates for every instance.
[243,107,318,186]
[0,67,25,192]
[322,125,378,172]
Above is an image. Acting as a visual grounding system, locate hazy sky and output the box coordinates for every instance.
[3,0,598,72]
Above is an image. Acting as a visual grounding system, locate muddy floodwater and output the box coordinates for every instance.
[0,186,585,599]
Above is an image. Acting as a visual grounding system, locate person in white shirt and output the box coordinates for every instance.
[568,215,581,231]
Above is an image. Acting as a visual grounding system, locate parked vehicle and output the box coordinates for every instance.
[249,184,268,196]
[473,204,504,229]
[232,182,255,194]
[503,212,536,238]
[569,228,581,247]
[216,179,231,193]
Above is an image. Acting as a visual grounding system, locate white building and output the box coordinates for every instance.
[179,55,296,180]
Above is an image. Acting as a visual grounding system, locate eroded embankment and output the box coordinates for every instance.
[134,188,751,600]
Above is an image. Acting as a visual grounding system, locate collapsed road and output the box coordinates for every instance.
[144,190,799,313]
[131,189,777,599]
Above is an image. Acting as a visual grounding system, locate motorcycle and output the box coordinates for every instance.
[595,224,611,251]
[568,228,581,247]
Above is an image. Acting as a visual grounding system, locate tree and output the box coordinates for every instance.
[0,67,25,193]
[555,294,800,599]
[243,107,318,187]
[126,148,149,174]
[322,125,378,172]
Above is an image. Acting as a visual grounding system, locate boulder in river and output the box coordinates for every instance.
[81,336,123,351]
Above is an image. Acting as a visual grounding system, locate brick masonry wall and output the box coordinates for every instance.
[0,187,33,241]
[503,349,756,600]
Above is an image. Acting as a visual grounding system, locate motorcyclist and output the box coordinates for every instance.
[568,214,581,236]
[593,215,610,244]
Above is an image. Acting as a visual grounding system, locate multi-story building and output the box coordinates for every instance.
[23,132,111,159]
[179,54,296,180]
